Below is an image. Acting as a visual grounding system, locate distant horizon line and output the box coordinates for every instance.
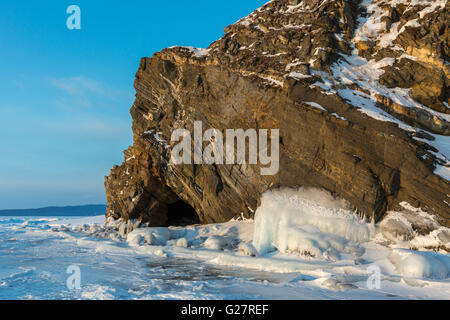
[0,204,106,216]
[0,204,106,211]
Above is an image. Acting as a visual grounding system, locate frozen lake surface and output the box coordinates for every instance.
[0,213,449,300]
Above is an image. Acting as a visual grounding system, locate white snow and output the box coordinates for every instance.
[258,75,284,87]
[169,46,210,58]
[326,1,450,181]
[345,0,450,131]
[305,102,327,112]
[237,242,259,257]
[389,249,450,279]
[330,51,450,130]
[435,165,450,181]
[287,72,312,80]
[127,227,170,247]
[414,133,450,181]
[355,0,446,47]
[416,0,447,18]
[331,113,347,121]
[1,189,449,300]
[285,60,305,71]
[204,236,228,250]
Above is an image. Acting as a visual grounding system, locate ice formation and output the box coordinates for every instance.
[253,188,376,258]
[389,249,450,279]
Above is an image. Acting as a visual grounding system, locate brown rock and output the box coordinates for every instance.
[105,0,450,229]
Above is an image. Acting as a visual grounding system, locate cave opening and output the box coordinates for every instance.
[166,200,200,226]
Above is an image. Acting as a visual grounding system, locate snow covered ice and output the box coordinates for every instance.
[0,188,449,300]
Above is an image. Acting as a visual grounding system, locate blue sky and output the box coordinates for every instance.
[0,0,265,209]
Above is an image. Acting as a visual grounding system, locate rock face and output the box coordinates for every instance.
[105,0,450,228]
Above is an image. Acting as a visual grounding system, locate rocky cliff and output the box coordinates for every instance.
[105,0,450,228]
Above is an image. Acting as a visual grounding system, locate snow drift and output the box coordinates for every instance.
[389,249,450,279]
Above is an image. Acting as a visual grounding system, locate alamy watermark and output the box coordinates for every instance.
[66,265,81,290]
[366,265,381,290]
[170,121,280,175]
[66,5,81,30]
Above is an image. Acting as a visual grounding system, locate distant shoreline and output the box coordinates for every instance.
[0,204,106,216]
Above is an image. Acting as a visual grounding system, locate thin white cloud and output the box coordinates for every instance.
[81,118,131,137]
[49,76,105,96]
[48,75,132,109]
[39,116,131,138]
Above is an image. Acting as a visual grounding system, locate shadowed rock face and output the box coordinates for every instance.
[105,0,450,228]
